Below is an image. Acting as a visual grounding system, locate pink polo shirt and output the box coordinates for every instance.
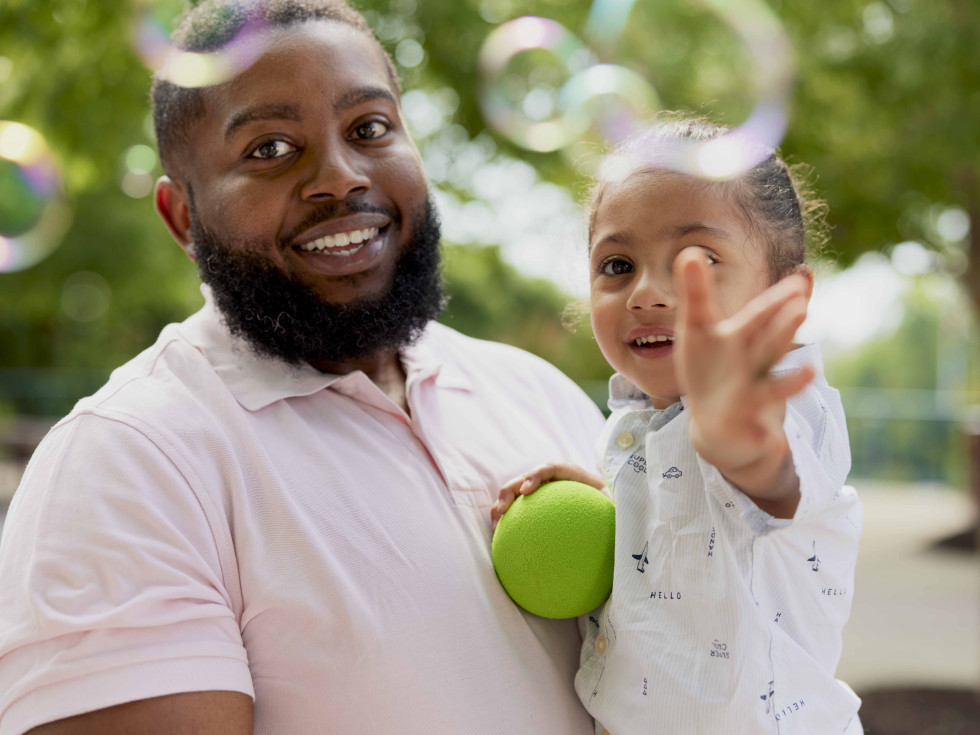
[0,294,605,735]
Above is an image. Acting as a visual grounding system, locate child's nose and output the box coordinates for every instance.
[627,270,673,310]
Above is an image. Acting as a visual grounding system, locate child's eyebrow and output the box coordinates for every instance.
[670,223,730,240]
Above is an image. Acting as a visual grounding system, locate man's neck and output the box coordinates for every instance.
[310,350,409,413]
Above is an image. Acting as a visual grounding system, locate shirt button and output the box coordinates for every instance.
[616,432,633,450]
[601,729,611,735]
[595,635,607,654]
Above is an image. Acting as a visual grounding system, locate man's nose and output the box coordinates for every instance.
[300,145,371,201]
[626,269,673,311]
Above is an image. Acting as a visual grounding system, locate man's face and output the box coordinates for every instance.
[167,20,443,366]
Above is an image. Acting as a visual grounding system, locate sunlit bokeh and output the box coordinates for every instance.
[131,0,270,88]
[479,0,794,180]
[120,143,158,199]
[61,271,112,324]
[0,121,72,273]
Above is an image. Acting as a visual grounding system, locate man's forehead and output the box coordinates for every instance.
[204,20,398,125]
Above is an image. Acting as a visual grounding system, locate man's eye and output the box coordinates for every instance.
[352,120,390,140]
[248,140,297,160]
[599,258,633,276]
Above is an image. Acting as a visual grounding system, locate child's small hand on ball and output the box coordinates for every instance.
[492,463,606,531]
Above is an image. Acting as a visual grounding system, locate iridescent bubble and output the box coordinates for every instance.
[478,17,595,152]
[604,0,794,180]
[584,0,637,50]
[131,0,271,88]
[560,64,660,143]
[478,0,795,180]
[0,121,72,273]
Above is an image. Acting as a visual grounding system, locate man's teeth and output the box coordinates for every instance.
[635,335,674,346]
[298,227,379,254]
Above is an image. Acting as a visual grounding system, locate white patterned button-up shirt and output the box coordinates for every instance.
[575,344,863,735]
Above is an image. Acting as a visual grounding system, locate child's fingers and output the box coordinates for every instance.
[674,248,719,331]
[747,294,809,376]
[492,464,605,530]
[519,463,606,493]
[760,364,816,404]
[491,477,526,530]
[728,274,808,340]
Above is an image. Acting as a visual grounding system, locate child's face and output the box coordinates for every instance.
[589,172,772,408]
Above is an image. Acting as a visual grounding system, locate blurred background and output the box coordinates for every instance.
[0,0,977,731]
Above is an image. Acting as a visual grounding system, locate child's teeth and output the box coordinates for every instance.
[635,335,674,345]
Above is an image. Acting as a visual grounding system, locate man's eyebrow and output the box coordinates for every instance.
[333,85,397,114]
[224,104,301,141]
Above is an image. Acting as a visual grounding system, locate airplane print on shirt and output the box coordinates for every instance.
[760,680,775,715]
[632,541,649,573]
[807,541,821,572]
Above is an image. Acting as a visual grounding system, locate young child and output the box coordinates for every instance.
[492,115,863,734]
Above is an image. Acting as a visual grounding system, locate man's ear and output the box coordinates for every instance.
[154,176,195,261]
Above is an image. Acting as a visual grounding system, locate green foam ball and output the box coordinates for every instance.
[492,480,615,619]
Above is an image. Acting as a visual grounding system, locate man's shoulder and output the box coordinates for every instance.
[419,321,604,425]
[68,319,224,431]
[422,321,572,376]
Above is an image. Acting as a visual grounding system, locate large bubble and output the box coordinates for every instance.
[131,0,271,88]
[478,17,598,153]
[0,121,72,273]
[479,0,794,180]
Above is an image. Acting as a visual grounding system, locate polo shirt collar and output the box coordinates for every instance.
[178,287,471,411]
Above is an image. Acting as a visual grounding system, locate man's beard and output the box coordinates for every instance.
[190,197,445,367]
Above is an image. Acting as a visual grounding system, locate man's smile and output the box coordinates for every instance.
[296,226,380,255]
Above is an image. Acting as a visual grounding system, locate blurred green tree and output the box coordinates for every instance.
[0,0,977,418]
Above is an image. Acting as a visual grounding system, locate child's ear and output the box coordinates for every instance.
[793,264,814,302]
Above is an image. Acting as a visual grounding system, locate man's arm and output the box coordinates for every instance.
[26,691,252,735]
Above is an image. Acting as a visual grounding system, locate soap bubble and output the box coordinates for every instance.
[478,0,794,179]
[0,121,72,273]
[131,0,270,88]
[478,17,596,152]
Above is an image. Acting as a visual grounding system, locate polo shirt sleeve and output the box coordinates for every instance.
[0,412,252,735]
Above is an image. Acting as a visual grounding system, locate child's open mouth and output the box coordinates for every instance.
[633,335,674,350]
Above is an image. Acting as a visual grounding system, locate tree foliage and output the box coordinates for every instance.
[0,0,977,419]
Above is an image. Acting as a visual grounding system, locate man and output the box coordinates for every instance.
[0,1,604,733]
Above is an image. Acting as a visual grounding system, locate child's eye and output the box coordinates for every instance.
[247,140,297,160]
[599,257,633,276]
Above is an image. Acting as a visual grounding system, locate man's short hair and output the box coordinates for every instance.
[151,0,401,178]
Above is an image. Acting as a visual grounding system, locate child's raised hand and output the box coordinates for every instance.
[673,248,815,516]
[491,463,606,531]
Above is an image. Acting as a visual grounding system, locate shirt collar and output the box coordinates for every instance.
[178,286,472,412]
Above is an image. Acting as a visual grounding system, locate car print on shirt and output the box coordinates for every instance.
[662,466,682,479]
